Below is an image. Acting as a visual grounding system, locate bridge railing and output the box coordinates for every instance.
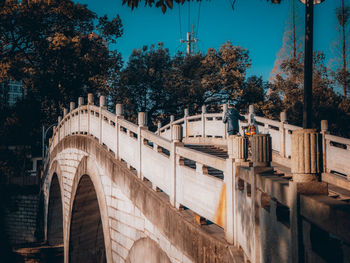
[50,95,228,231]
[158,105,350,179]
[49,94,350,263]
[158,106,301,158]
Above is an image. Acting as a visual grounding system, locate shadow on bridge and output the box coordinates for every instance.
[69,174,106,263]
[47,174,63,246]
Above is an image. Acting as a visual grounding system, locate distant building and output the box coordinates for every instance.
[0,80,24,107]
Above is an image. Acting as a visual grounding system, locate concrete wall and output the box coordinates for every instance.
[4,194,39,245]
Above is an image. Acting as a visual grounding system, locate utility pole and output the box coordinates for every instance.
[303,0,314,129]
[299,0,324,128]
[181,24,197,55]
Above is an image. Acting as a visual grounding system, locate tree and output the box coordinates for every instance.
[270,0,303,82]
[122,0,280,13]
[0,0,123,126]
[116,42,251,126]
[117,43,172,123]
[331,0,350,97]
[236,76,266,112]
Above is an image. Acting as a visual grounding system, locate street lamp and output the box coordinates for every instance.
[299,0,325,128]
[42,123,57,161]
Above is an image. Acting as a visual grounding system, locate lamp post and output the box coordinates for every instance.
[299,0,325,128]
[42,123,57,161]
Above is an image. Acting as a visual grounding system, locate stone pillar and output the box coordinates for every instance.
[78,97,84,107]
[99,96,105,143]
[251,134,271,167]
[184,108,189,138]
[201,105,206,138]
[138,112,147,127]
[115,104,123,161]
[63,107,68,116]
[116,104,123,117]
[157,121,161,135]
[170,115,174,140]
[70,102,75,112]
[57,116,62,141]
[137,112,147,179]
[87,93,94,105]
[291,129,319,182]
[228,135,248,161]
[172,125,182,142]
[99,95,106,109]
[280,111,287,158]
[321,120,328,173]
[184,108,189,116]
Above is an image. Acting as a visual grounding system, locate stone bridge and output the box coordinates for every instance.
[43,94,350,263]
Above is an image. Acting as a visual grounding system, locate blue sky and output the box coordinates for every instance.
[75,0,343,81]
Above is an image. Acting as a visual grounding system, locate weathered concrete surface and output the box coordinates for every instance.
[46,135,243,263]
[126,238,171,263]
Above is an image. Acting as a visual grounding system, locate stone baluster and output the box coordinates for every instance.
[320,120,328,173]
[157,121,161,135]
[57,116,62,142]
[251,134,272,167]
[70,102,75,112]
[78,97,84,107]
[138,112,147,127]
[137,112,147,179]
[87,94,93,135]
[172,124,182,142]
[115,104,123,160]
[99,96,106,143]
[87,93,94,105]
[291,129,320,182]
[170,115,174,140]
[99,95,106,109]
[201,105,206,138]
[78,97,83,134]
[280,111,287,158]
[170,124,183,207]
[116,104,123,117]
[184,108,189,138]
[70,102,75,134]
[63,108,68,137]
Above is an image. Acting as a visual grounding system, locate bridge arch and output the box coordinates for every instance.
[65,155,112,263]
[47,173,64,246]
[126,238,171,263]
[45,160,65,245]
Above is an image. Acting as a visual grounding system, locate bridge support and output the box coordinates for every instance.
[251,134,272,167]
[290,128,328,262]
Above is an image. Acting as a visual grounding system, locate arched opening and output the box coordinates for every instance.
[126,238,171,263]
[69,175,106,263]
[47,174,63,246]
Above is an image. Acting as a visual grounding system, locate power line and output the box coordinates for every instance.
[188,0,191,32]
[178,4,182,39]
[196,1,201,38]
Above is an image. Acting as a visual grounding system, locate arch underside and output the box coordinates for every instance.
[69,174,106,263]
[47,174,63,246]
